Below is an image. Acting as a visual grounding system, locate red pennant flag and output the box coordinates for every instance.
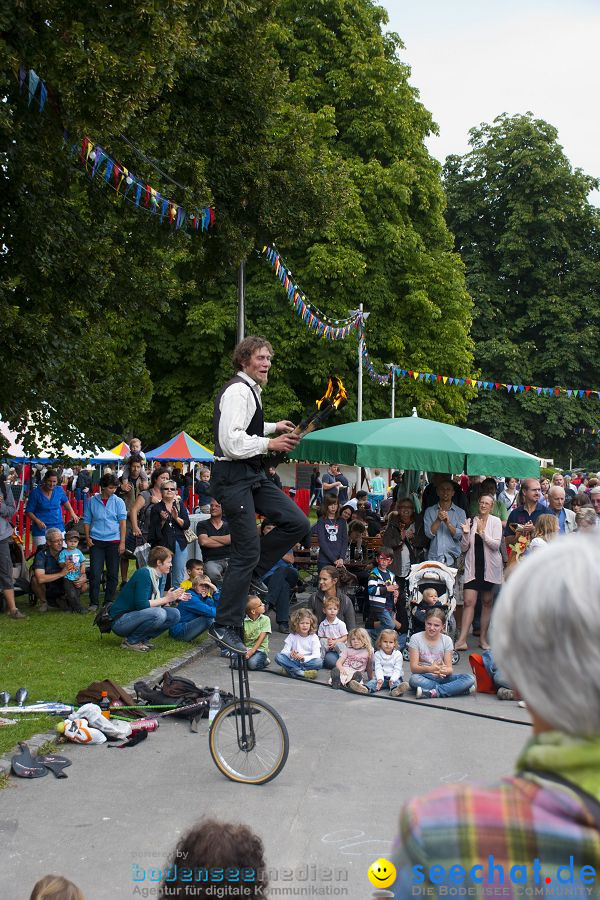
[144,184,150,207]
[525,385,531,392]
[495,383,500,389]
[586,390,591,397]
[436,375,442,381]
[555,388,560,396]
[408,371,413,377]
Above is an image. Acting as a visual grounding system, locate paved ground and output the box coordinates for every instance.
[0,619,531,900]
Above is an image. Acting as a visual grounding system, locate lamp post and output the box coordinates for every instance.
[237,260,246,342]
[385,363,395,418]
[348,303,369,422]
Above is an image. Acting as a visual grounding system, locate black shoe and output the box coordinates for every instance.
[249,576,268,596]
[278,622,290,634]
[208,623,247,654]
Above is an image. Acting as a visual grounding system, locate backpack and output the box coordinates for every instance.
[133,672,234,720]
[93,602,113,635]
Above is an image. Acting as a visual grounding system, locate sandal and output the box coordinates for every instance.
[8,609,26,619]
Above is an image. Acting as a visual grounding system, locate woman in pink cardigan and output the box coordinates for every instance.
[455,494,503,651]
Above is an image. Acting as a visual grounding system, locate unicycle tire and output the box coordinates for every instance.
[209,698,289,785]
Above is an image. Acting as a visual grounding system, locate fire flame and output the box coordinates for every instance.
[316,375,348,412]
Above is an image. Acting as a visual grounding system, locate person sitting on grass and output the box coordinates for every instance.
[318,596,348,669]
[240,594,271,670]
[274,608,322,680]
[110,546,185,652]
[180,558,204,591]
[364,629,410,697]
[31,527,82,613]
[169,574,217,643]
[331,627,374,692]
[408,608,475,699]
[57,529,87,614]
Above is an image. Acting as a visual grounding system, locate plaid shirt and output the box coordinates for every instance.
[392,774,600,897]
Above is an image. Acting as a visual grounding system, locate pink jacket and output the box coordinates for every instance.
[460,514,503,585]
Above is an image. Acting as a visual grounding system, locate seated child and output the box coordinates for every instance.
[408,608,475,699]
[57,529,86,613]
[275,608,323,680]
[368,548,400,634]
[412,586,446,624]
[121,438,149,487]
[364,629,409,697]
[318,597,348,669]
[169,574,216,642]
[180,558,204,591]
[241,594,271,670]
[332,627,374,692]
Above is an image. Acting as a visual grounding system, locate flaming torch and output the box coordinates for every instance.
[267,376,348,466]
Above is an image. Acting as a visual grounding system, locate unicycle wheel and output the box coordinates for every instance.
[209,698,289,785]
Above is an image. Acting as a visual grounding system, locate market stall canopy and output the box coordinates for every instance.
[145,431,214,462]
[110,441,130,458]
[290,416,540,478]
[1,419,124,464]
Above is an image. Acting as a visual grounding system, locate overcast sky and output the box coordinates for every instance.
[382,0,599,197]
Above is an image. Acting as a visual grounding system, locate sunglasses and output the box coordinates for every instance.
[161,487,176,492]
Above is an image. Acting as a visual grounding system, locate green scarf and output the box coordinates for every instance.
[516,731,600,800]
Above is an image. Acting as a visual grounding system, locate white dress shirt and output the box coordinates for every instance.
[217,371,277,461]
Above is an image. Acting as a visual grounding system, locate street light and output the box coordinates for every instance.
[385,363,395,418]
[348,303,369,422]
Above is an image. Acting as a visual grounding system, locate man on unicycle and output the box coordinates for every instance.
[208,336,310,655]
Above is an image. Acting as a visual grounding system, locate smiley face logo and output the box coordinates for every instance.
[367,858,396,888]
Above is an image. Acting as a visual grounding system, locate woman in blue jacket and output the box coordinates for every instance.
[110,546,184,651]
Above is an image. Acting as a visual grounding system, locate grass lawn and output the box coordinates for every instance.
[0,597,204,757]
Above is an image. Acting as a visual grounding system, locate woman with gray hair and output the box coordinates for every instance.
[391,534,600,892]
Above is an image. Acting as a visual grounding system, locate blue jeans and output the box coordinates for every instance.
[482,649,511,690]
[409,672,475,698]
[170,614,213,642]
[264,564,298,624]
[274,652,323,678]
[322,650,340,669]
[112,607,180,645]
[364,676,402,694]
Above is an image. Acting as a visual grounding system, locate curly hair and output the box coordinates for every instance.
[290,607,318,634]
[232,336,273,372]
[158,819,268,899]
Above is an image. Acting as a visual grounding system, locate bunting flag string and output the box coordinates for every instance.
[73,136,214,233]
[361,338,600,400]
[18,66,215,234]
[260,243,600,399]
[261,246,362,339]
[574,426,600,435]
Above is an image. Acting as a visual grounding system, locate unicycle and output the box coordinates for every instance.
[209,653,289,785]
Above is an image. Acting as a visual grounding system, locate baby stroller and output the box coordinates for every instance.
[403,560,459,663]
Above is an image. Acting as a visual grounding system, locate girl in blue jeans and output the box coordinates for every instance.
[408,608,475,699]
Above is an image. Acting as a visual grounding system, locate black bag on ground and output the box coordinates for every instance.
[133,672,233,720]
[93,602,113,634]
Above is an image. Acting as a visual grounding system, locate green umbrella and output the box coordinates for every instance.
[290,416,540,478]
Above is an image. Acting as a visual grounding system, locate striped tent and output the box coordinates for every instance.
[145,432,214,462]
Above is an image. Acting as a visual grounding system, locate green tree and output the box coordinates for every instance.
[444,113,600,465]
[142,0,473,445]
[1,0,345,452]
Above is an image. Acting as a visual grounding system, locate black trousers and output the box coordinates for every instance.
[211,461,310,627]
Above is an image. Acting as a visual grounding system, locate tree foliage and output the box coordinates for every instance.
[141,0,473,445]
[2,0,472,454]
[444,113,600,465]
